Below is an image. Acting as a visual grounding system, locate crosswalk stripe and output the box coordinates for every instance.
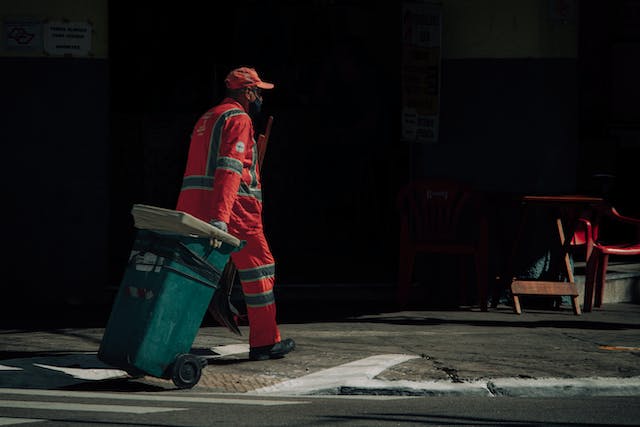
[0,388,306,406]
[0,400,184,414]
[0,418,43,426]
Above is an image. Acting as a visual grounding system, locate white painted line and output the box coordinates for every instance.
[252,354,419,395]
[0,388,307,406]
[209,344,249,358]
[0,417,44,426]
[0,400,184,414]
[32,364,129,381]
[0,366,22,372]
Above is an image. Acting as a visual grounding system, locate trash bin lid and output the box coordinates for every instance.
[131,204,242,247]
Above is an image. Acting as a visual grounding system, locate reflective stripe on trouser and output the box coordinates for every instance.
[230,231,281,348]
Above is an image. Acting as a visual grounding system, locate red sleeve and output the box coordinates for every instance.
[209,113,251,223]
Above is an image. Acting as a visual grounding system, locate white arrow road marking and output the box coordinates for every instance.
[0,417,43,426]
[0,388,307,406]
[32,364,129,381]
[0,355,129,388]
[0,400,184,414]
[252,354,420,395]
[209,344,249,358]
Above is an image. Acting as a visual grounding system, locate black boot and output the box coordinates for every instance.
[249,338,296,361]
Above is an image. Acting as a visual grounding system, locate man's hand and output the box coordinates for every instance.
[210,219,228,233]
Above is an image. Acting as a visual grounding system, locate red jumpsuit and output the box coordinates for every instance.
[176,98,281,348]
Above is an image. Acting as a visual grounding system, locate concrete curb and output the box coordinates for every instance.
[253,376,640,398]
[486,376,640,397]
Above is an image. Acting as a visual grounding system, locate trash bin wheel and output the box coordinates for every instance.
[171,354,205,389]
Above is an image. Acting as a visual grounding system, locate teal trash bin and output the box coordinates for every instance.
[99,211,242,389]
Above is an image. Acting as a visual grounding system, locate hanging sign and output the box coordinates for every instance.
[43,21,92,56]
[402,1,442,143]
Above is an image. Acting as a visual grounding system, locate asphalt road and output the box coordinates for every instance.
[1,388,639,426]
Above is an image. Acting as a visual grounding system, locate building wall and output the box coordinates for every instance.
[1,0,110,306]
[442,0,577,59]
[412,0,579,194]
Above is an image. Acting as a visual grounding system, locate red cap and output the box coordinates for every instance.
[225,67,275,90]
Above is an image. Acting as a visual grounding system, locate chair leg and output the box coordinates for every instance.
[594,253,609,308]
[458,257,468,306]
[513,292,522,314]
[397,248,415,309]
[475,251,489,312]
[583,250,599,312]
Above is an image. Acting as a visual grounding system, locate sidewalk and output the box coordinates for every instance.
[1,301,639,397]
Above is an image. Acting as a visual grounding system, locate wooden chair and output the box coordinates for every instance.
[397,179,489,311]
[581,205,640,312]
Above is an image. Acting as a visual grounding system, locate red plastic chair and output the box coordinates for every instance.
[571,218,597,262]
[396,179,489,311]
[580,205,640,312]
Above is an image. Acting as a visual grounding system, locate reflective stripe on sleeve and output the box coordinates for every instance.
[217,156,243,175]
[181,175,214,191]
[181,175,263,201]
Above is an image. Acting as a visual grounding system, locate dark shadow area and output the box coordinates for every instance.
[59,377,170,393]
[203,358,252,366]
[321,413,632,426]
[189,347,252,365]
[0,302,112,330]
[0,351,96,360]
[343,315,640,331]
[34,418,175,427]
[265,301,399,325]
[44,329,103,345]
[188,348,219,357]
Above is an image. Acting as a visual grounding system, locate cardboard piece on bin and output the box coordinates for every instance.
[131,204,242,248]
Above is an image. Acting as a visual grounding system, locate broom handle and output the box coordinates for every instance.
[257,115,274,168]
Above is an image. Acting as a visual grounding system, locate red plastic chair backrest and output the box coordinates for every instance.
[398,179,474,243]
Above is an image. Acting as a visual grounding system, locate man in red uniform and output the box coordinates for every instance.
[176,67,295,361]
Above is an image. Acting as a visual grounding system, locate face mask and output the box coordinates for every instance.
[249,96,262,118]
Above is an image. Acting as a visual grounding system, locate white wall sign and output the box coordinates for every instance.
[4,20,42,52]
[44,21,92,56]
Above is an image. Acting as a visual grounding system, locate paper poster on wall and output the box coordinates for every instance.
[44,21,92,56]
[402,1,441,143]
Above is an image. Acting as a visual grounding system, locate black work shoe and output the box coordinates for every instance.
[249,338,296,361]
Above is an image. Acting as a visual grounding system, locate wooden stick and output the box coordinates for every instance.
[257,116,274,168]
